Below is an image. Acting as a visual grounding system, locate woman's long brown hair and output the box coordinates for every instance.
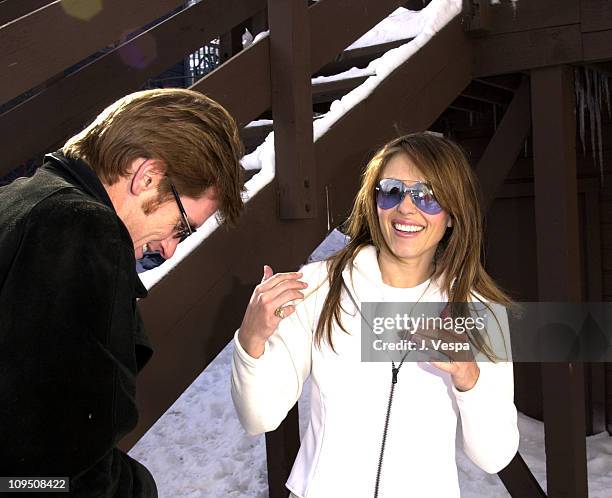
[314,133,512,361]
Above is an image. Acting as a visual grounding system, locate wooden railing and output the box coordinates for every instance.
[3,1,609,497]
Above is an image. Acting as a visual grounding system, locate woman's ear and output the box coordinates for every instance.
[447,216,453,228]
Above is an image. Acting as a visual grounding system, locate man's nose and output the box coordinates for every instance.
[148,238,179,260]
[160,237,180,260]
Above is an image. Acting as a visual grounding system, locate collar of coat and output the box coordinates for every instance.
[341,245,437,304]
[42,151,147,299]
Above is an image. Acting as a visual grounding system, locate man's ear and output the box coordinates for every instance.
[130,158,166,196]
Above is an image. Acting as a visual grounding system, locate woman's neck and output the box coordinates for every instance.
[377,249,434,288]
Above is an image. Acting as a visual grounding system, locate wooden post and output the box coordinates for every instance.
[531,65,588,498]
[584,189,606,435]
[268,0,316,219]
[476,75,531,212]
[219,24,245,63]
[265,404,300,498]
[498,454,546,498]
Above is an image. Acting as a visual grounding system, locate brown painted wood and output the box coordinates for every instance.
[122,15,472,450]
[0,0,53,26]
[581,0,612,33]
[463,0,491,34]
[316,38,411,77]
[312,75,369,104]
[584,190,607,435]
[0,0,267,177]
[475,74,523,92]
[483,0,579,35]
[476,76,531,211]
[1,0,410,177]
[583,29,612,62]
[308,0,406,72]
[269,0,316,219]
[461,80,513,106]
[265,404,300,498]
[585,191,604,302]
[219,24,245,63]
[498,453,546,498]
[0,0,185,106]
[473,25,583,77]
[531,65,587,498]
[241,122,273,153]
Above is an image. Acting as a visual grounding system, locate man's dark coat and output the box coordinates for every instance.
[0,153,157,497]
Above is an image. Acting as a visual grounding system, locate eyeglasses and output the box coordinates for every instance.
[375,178,442,215]
[170,184,196,242]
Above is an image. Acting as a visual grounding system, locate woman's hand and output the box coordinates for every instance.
[411,304,480,392]
[428,360,480,392]
[238,265,308,358]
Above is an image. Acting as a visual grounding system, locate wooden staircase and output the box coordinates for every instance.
[3,1,612,497]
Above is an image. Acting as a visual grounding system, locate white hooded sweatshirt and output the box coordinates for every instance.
[231,246,519,498]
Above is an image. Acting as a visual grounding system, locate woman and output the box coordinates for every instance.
[231,133,519,497]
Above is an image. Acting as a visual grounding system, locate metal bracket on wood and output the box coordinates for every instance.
[269,0,317,219]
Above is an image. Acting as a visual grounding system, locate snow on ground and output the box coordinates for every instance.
[130,339,612,498]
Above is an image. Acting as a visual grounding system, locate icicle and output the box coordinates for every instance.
[594,70,604,182]
[586,68,598,169]
[596,96,603,182]
[511,0,518,19]
[604,75,611,119]
[575,68,587,156]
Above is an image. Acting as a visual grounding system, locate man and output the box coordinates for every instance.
[0,88,244,496]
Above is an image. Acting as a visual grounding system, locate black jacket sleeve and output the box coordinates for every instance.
[0,192,156,497]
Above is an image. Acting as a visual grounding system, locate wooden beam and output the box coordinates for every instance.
[449,95,492,115]
[0,0,267,177]
[461,80,513,106]
[122,15,473,449]
[269,0,316,219]
[476,76,530,211]
[498,453,546,498]
[474,25,583,78]
[312,75,369,104]
[0,0,53,26]
[0,0,185,106]
[531,65,587,498]
[483,0,579,35]
[580,0,612,33]
[308,0,406,72]
[316,38,411,77]
[463,0,491,34]
[584,189,606,435]
[583,28,612,63]
[265,404,300,498]
[219,24,246,63]
[1,0,418,177]
[474,74,523,92]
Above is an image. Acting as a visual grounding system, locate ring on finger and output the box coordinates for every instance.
[274,306,286,319]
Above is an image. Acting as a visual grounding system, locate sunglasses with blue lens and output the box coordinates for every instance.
[375,178,442,215]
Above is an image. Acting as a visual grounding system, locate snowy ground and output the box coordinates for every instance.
[130,340,612,498]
